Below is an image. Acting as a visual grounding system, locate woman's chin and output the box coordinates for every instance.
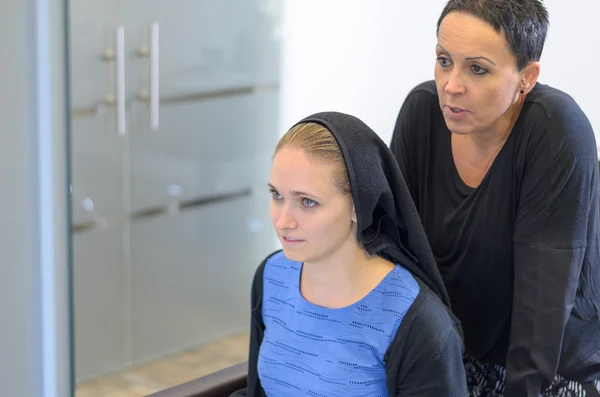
[445,121,475,135]
[282,247,318,264]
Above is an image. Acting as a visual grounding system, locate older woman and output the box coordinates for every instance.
[391,0,600,396]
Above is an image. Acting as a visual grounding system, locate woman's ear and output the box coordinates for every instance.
[521,61,541,95]
[351,206,357,223]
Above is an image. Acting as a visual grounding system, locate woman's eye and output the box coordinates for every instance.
[471,65,488,75]
[302,198,318,208]
[269,189,282,199]
[436,56,451,67]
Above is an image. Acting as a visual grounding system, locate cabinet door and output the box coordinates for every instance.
[69,0,128,382]
[69,0,283,382]
[125,0,282,363]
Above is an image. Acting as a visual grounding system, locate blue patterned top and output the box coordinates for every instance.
[257,251,420,397]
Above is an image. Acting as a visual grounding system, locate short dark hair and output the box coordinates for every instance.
[436,0,549,70]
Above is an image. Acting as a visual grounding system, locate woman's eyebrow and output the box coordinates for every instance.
[436,44,497,66]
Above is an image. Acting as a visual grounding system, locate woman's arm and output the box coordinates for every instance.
[505,99,598,396]
[229,257,269,397]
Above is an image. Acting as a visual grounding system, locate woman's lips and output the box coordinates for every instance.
[280,236,305,245]
[443,105,471,121]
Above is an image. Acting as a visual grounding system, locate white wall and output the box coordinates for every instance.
[541,0,600,143]
[280,0,600,147]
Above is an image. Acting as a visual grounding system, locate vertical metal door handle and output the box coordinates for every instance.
[150,23,159,131]
[116,25,126,136]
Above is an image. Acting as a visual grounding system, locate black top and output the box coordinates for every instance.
[230,251,467,397]
[391,80,600,396]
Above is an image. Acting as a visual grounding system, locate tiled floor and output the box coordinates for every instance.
[75,332,250,397]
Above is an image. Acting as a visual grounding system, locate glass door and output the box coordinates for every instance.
[69,0,129,383]
[69,0,282,394]
[126,0,281,365]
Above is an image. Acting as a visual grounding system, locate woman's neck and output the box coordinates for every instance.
[300,243,394,309]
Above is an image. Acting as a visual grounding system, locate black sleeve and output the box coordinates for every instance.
[390,288,467,397]
[229,257,268,397]
[505,99,598,396]
[396,329,466,397]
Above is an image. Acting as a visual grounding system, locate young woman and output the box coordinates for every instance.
[231,111,467,397]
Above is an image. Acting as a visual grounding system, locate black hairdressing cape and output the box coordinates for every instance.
[231,112,466,397]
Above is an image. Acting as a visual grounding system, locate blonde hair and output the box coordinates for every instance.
[275,122,351,194]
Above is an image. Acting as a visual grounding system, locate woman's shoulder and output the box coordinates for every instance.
[263,249,293,268]
[382,263,421,299]
[526,83,583,115]
[524,83,594,132]
[403,80,439,107]
[251,250,286,291]
[520,83,596,158]
[393,80,445,148]
[386,276,461,351]
[257,250,298,280]
[386,278,463,367]
[409,80,437,94]
[401,278,459,333]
